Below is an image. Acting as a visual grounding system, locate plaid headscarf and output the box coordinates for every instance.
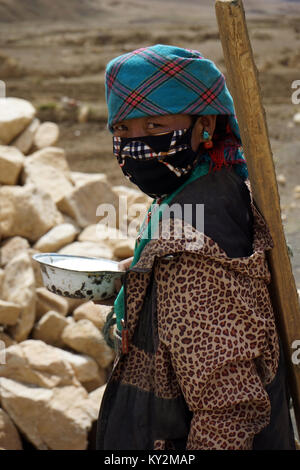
[105,44,248,179]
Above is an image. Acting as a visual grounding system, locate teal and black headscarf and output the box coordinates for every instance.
[105,44,248,179]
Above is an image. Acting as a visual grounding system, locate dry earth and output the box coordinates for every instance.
[0,0,299,284]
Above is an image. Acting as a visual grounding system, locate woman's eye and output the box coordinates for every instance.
[147,122,162,129]
[113,124,127,132]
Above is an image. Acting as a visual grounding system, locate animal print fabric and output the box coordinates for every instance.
[111,182,280,450]
[154,250,277,449]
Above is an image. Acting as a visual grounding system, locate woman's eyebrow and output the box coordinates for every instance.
[146,116,168,123]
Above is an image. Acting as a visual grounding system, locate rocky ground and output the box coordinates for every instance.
[0,0,299,450]
[0,96,152,449]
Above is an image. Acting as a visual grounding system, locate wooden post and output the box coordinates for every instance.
[215,0,300,436]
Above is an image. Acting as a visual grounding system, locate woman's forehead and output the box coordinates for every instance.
[114,114,192,126]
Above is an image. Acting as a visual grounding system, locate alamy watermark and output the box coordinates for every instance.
[0,340,6,364]
[0,80,6,98]
[291,340,300,365]
[96,197,204,250]
[291,80,300,104]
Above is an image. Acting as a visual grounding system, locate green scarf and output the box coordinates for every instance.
[113,161,211,332]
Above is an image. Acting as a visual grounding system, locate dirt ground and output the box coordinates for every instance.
[0,0,299,288]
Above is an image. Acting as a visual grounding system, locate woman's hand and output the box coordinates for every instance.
[94,256,134,303]
[118,256,134,272]
[114,256,134,293]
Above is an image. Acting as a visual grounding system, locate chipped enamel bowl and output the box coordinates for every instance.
[32,253,125,300]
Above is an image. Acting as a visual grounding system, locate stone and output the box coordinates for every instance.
[0,340,79,388]
[81,372,107,393]
[32,311,69,347]
[0,331,16,348]
[0,268,3,295]
[0,331,5,365]
[277,174,286,186]
[0,184,63,242]
[61,213,81,230]
[112,185,152,207]
[77,105,90,124]
[21,147,74,204]
[66,315,75,325]
[65,297,86,314]
[33,122,59,149]
[78,223,125,245]
[0,146,25,185]
[25,146,69,173]
[36,287,69,320]
[57,174,119,228]
[61,319,115,368]
[2,252,36,342]
[0,54,22,80]
[113,238,135,259]
[77,105,89,124]
[293,112,300,124]
[0,377,96,450]
[70,171,107,187]
[0,300,21,326]
[73,301,112,330]
[293,185,300,194]
[33,223,79,252]
[56,349,103,386]
[0,408,23,450]
[28,248,44,288]
[11,118,40,155]
[0,97,36,145]
[0,236,30,268]
[87,384,106,420]
[58,241,113,260]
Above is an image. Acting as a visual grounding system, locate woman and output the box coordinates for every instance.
[96,44,295,450]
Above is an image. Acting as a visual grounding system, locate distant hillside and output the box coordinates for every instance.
[0,0,105,23]
[0,0,299,23]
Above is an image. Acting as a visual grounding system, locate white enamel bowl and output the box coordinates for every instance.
[32,253,125,300]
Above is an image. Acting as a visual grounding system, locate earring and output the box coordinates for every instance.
[202,130,210,140]
[202,129,213,149]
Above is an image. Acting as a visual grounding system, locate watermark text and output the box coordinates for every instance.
[291,80,300,104]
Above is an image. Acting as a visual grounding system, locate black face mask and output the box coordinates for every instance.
[112,123,199,199]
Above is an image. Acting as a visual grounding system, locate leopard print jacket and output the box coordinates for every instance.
[96,169,292,450]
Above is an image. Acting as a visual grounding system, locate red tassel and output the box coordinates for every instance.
[205,126,241,173]
[203,140,213,149]
[208,141,227,172]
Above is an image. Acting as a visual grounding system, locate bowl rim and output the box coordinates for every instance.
[32,252,126,274]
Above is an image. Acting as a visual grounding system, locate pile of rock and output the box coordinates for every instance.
[0,97,152,449]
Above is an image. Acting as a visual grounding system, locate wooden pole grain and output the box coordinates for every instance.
[215,0,300,436]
